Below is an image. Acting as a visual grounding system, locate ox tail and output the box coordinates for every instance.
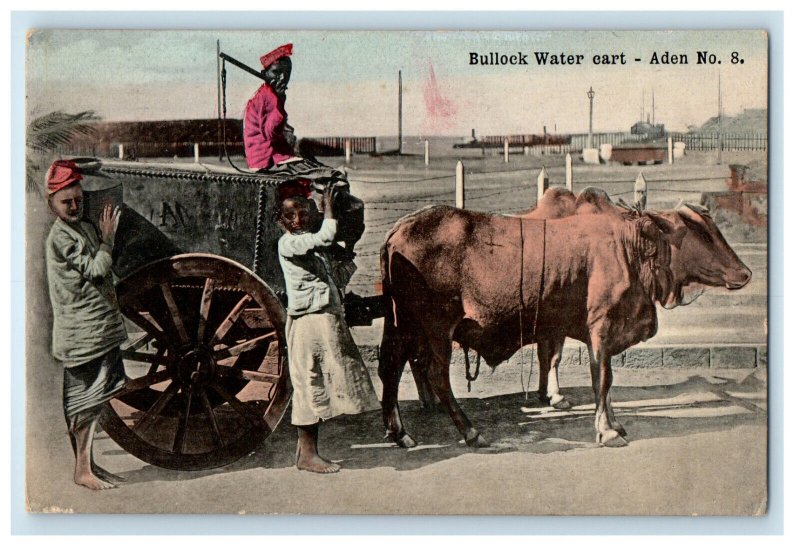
[380,233,399,329]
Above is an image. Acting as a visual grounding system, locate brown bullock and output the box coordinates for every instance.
[531,188,753,410]
[380,204,691,448]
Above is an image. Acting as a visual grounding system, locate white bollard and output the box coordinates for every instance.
[118,144,124,160]
[565,153,573,192]
[537,166,549,201]
[455,161,465,209]
[194,143,200,163]
[424,140,430,166]
[504,138,509,163]
[668,136,674,165]
[634,172,647,209]
[345,139,351,164]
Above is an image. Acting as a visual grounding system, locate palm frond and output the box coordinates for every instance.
[26,110,100,154]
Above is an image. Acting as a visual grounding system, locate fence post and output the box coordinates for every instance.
[194,143,200,163]
[634,172,647,209]
[504,138,509,163]
[424,140,430,166]
[455,161,465,209]
[565,153,573,192]
[345,139,351,164]
[537,166,549,201]
[667,136,673,165]
[118,144,124,160]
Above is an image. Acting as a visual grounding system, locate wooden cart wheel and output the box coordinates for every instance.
[100,253,290,471]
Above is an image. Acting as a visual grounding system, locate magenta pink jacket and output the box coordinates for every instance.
[243,84,296,169]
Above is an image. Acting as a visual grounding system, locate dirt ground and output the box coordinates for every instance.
[22,149,770,517]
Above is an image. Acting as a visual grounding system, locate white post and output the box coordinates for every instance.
[504,138,509,163]
[118,144,124,160]
[565,153,573,192]
[523,146,529,156]
[668,136,674,165]
[455,161,465,209]
[345,139,351,164]
[634,172,648,209]
[537,166,549,201]
[424,140,430,166]
[194,143,200,163]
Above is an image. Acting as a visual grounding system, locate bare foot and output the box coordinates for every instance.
[296,453,341,474]
[92,464,126,483]
[74,470,117,490]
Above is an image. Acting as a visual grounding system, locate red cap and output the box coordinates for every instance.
[277,179,311,202]
[46,160,82,195]
[260,43,293,69]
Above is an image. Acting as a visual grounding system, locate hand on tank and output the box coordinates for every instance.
[99,204,122,245]
[321,184,337,220]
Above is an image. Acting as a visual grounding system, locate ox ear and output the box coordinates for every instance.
[644,211,688,248]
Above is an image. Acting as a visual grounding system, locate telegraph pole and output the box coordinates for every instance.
[216,40,223,161]
[587,86,595,149]
[398,70,403,155]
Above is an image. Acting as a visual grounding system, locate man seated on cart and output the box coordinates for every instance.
[244,43,346,188]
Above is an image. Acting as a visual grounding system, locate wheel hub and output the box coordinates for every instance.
[172,345,216,387]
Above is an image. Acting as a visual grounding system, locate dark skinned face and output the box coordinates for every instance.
[279,197,312,234]
[264,57,292,95]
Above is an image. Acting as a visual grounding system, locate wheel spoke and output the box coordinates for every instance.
[211,295,252,344]
[209,383,269,432]
[118,368,172,395]
[160,283,189,344]
[124,332,154,353]
[132,380,180,434]
[146,347,167,377]
[120,349,170,366]
[199,388,223,448]
[197,278,215,342]
[213,331,277,360]
[172,388,193,454]
[121,305,168,347]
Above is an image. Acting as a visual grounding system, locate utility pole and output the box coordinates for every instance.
[587,86,595,149]
[398,70,403,155]
[717,71,723,165]
[216,40,223,162]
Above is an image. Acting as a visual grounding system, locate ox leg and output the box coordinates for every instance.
[537,337,571,409]
[378,330,418,449]
[409,344,439,410]
[426,341,490,448]
[587,340,628,447]
[605,390,627,437]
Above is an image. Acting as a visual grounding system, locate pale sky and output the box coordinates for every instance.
[26,29,768,137]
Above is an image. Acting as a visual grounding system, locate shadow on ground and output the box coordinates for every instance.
[109,370,766,484]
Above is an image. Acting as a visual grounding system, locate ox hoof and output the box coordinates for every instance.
[465,431,491,448]
[597,430,629,448]
[385,431,418,449]
[550,395,572,410]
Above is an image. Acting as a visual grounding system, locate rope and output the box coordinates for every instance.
[464,346,481,392]
[518,217,526,397]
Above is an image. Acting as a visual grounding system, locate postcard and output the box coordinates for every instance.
[25,29,768,515]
